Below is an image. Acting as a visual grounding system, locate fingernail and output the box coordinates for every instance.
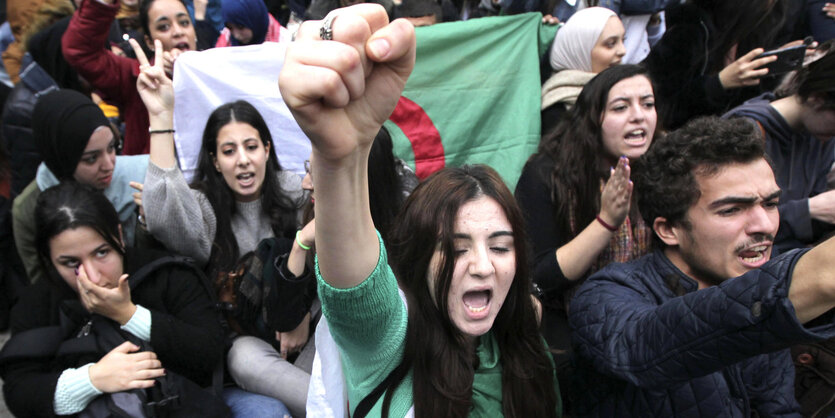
[369,38,390,58]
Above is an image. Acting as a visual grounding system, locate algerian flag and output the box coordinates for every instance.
[385,13,557,188]
[172,15,556,188]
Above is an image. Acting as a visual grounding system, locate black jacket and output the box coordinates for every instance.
[0,248,226,417]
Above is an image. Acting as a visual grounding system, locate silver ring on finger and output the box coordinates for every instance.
[320,12,338,41]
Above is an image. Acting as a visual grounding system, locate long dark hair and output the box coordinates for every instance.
[192,100,298,275]
[384,165,558,417]
[693,0,787,73]
[368,127,406,243]
[35,182,125,287]
[538,64,656,240]
[778,46,835,107]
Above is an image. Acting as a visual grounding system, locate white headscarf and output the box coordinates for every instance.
[549,7,617,72]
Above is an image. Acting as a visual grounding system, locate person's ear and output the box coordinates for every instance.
[264,141,270,160]
[807,93,826,110]
[653,217,681,247]
[144,34,154,52]
[211,152,221,172]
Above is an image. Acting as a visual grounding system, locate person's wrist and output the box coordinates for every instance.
[148,114,173,128]
[116,303,138,326]
[295,230,312,251]
[596,213,619,232]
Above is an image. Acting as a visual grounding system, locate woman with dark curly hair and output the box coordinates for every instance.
[515,65,658,394]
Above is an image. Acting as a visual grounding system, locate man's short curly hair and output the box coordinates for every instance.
[633,116,767,246]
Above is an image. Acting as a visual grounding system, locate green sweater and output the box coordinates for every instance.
[317,234,532,417]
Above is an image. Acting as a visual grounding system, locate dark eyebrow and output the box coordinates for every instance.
[708,189,782,209]
[93,243,110,253]
[55,255,77,263]
[452,231,513,239]
[154,16,172,24]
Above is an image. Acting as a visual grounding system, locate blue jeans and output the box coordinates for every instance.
[222,387,292,418]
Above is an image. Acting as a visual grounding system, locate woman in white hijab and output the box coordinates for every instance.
[541,7,626,134]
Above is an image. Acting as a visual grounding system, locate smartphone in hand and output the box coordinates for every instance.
[755,45,805,76]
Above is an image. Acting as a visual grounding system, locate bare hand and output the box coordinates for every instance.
[276,313,311,358]
[778,39,819,59]
[89,342,164,393]
[77,265,137,325]
[130,39,174,118]
[599,156,632,229]
[194,0,208,20]
[279,4,416,164]
[825,3,835,19]
[541,14,559,25]
[130,181,144,218]
[162,48,183,78]
[718,48,777,89]
[810,190,835,224]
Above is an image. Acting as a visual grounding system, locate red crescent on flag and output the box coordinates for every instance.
[388,96,444,179]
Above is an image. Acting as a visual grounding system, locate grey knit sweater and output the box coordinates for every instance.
[143,162,304,267]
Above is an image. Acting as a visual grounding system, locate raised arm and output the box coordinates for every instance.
[279,5,415,288]
[517,155,634,290]
[130,39,215,264]
[788,236,835,323]
[63,0,137,102]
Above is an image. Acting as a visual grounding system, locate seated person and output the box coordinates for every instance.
[12,89,148,284]
[569,116,835,415]
[0,181,226,417]
[724,46,835,253]
[131,38,310,416]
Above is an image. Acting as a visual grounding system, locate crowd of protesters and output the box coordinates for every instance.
[0,0,833,416]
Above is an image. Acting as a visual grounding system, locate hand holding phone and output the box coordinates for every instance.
[754,44,806,76]
[718,48,778,89]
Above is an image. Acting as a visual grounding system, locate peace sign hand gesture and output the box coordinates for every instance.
[130,38,174,120]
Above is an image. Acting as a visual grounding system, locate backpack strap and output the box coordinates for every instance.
[352,360,409,418]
